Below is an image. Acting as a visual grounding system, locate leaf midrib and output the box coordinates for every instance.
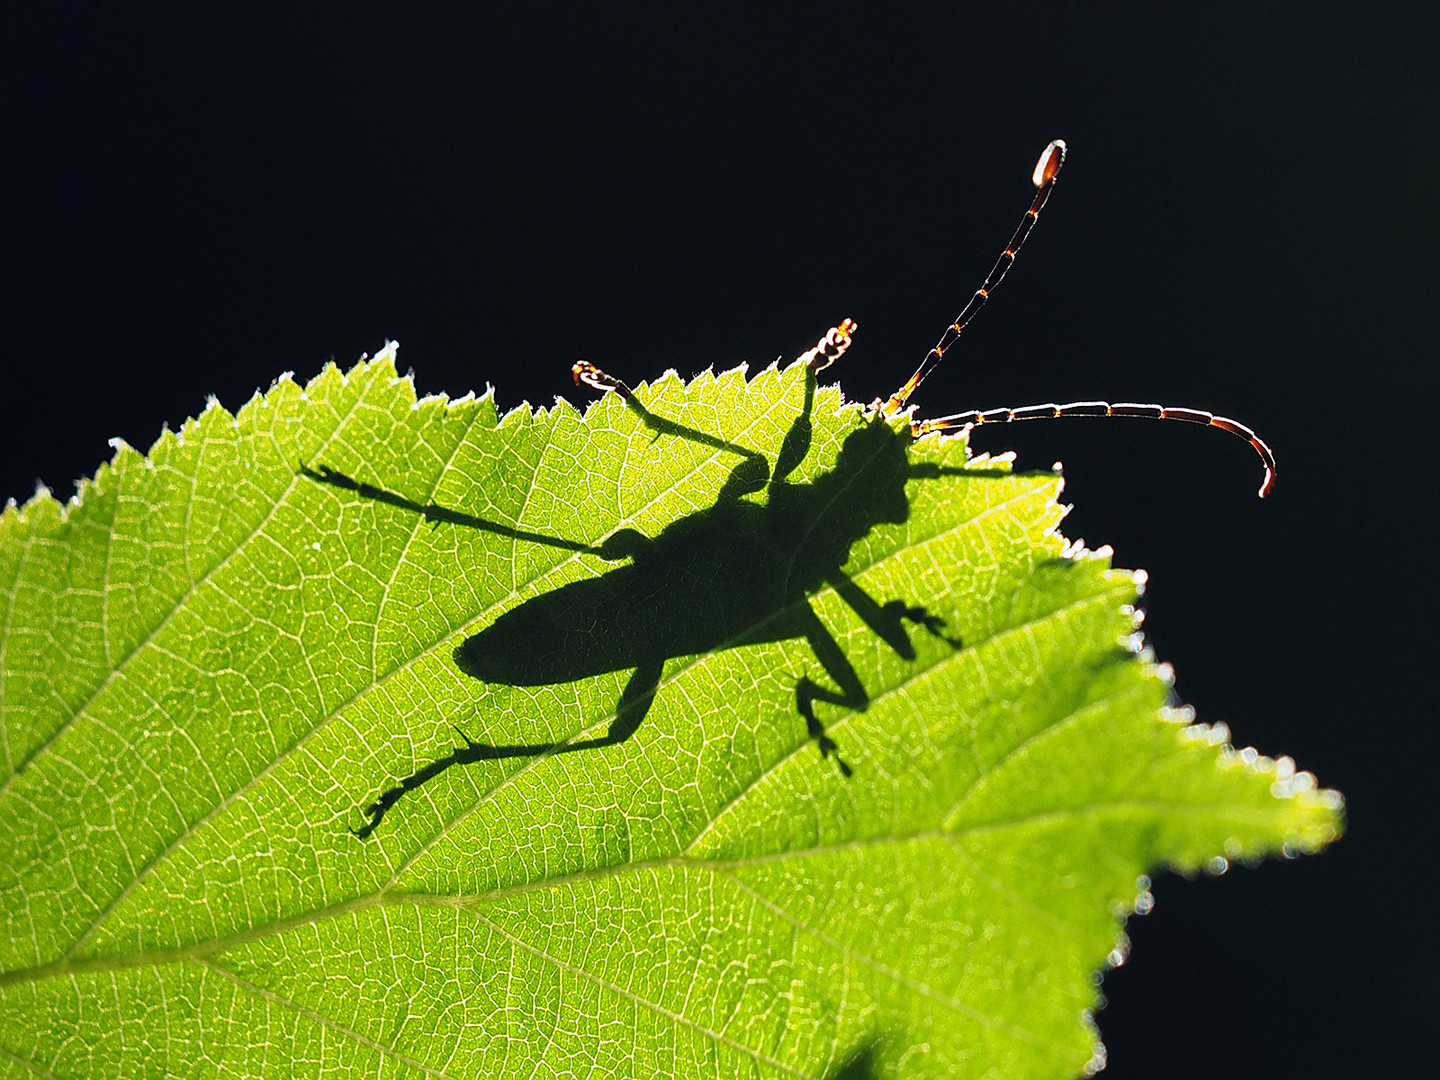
[0,790,1279,989]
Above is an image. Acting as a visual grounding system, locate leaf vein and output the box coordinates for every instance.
[711,867,1069,1056]
[0,364,382,809]
[465,906,820,1080]
[197,957,463,1080]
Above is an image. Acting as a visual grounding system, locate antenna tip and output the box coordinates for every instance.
[1033,140,1067,187]
[1258,466,1276,499]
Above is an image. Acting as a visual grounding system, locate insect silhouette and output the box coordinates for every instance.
[308,139,1275,839]
[307,329,966,838]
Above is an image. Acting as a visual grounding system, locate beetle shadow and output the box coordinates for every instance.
[827,1043,881,1080]
[304,369,972,838]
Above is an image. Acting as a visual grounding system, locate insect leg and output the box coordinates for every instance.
[829,568,964,655]
[572,360,769,485]
[351,656,664,838]
[587,655,664,749]
[350,727,558,839]
[795,319,858,374]
[791,604,868,777]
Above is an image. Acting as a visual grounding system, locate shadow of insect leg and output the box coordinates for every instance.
[771,369,816,485]
[349,730,554,840]
[560,655,664,752]
[351,659,665,839]
[829,569,964,655]
[793,604,865,778]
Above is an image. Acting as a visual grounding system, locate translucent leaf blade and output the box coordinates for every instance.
[0,348,1341,1079]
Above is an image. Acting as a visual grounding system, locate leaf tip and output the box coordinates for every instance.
[375,339,400,366]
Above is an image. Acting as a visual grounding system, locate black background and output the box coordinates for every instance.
[3,3,1434,1075]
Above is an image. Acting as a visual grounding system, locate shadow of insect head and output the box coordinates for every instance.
[303,325,965,839]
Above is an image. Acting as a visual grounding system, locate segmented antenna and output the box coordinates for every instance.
[885,139,1067,413]
[873,138,1276,497]
[915,402,1277,498]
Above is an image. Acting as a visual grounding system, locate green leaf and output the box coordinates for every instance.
[0,346,1340,1079]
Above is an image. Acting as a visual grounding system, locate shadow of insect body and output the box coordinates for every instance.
[305,332,963,839]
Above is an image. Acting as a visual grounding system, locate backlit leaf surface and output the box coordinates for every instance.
[0,348,1340,1078]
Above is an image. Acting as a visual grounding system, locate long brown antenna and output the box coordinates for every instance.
[885,139,1067,413]
[915,401,1277,498]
